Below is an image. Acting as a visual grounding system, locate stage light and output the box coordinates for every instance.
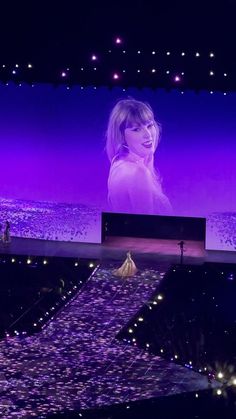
[209,52,215,57]
[160,348,164,353]
[174,354,178,359]
[12,70,16,74]
[195,393,199,398]
[157,294,163,300]
[146,343,150,347]
[151,69,156,73]
[128,328,133,333]
[166,51,170,55]
[138,317,144,321]
[2,64,6,67]
[232,378,236,385]
[11,258,15,263]
[43,260,47,265]
[27,258,31,264]
[91,54,97,61]
[210,91,214,94]
[89,263,94,268]
[137,69,141,73]
[216,389,222,395]
[113,73,119,80]
[181,52,185,56]
[137,50,141,54]
[15,64,19,68]
[174,75,181,82]
[217,372,224,379]
[166,70,170,74]
[122,50,126,54]
[224,73,227,77]
[61,72,67,77]
[132,338,136,342]
[209,71,214,76]
[115,37,122,44]
[28,63,33,68]
[152,51,156,55]
[80,67,84,71]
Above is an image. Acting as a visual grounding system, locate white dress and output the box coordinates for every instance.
[113,252,138,277]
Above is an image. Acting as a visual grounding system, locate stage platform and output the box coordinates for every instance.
[1,236,235,265]
[0,236,235,418]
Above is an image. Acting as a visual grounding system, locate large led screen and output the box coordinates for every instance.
[0,83,235,251]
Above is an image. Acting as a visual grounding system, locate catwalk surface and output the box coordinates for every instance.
[0,263,220,417]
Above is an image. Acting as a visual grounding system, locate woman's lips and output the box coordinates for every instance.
[142,140,153,148]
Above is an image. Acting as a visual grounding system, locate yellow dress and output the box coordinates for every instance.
[113,252,138,277]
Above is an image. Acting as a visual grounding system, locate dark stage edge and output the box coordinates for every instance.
[0,236,235,265]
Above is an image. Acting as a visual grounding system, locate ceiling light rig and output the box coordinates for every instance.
[0,45,233,93]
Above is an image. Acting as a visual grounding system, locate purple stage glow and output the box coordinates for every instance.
[0,84,235,249]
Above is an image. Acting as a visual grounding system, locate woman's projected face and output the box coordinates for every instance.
[124,121,157,158]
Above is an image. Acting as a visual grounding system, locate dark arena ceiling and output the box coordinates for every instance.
[0,0,236,91]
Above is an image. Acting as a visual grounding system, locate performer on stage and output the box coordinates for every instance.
[2,220,11,244]
[106,98,172,215]
[113,251,138,277]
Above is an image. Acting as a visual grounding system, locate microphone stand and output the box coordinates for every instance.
[178,240,185,265]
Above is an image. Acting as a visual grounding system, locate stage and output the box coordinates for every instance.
[1,235,235,265]
[0,236,235,418]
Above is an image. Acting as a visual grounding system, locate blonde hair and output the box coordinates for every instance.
[106,98,161,176]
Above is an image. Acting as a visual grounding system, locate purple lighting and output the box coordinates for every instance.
[115,37,122,44]
[174,75,181,82]
[113,73,120,80]
[61,71,67,78]
[91,54,97,61]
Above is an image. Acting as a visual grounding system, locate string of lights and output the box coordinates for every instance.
[0,38,234,93]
